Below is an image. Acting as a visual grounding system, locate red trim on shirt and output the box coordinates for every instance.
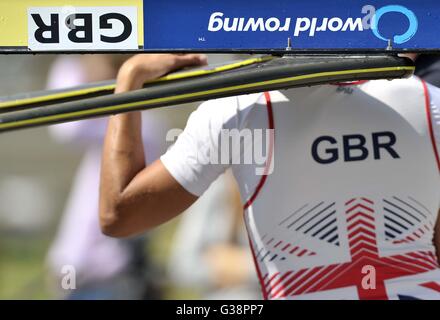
[331,80,369,86]
[243,92,275,210]
[421,79,440,171]
[242,92,274,300]
[246,234,268,300]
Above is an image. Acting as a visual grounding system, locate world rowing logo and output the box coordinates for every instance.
[371,5,418,45]
[207,4,419,46]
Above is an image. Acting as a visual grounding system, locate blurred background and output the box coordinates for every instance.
[0,54,261,300]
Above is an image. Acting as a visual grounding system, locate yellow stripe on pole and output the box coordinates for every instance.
[0,66,415,131]
[0,56,273,110]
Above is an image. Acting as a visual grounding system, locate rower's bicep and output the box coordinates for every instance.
[115,159,199,233]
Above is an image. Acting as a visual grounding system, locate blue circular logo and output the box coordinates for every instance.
[371,5,418,44]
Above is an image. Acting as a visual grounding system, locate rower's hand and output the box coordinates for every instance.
[115,54,208,93]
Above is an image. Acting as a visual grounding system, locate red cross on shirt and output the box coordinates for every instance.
[263,198,439,299]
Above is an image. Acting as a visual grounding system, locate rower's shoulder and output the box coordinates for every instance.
[361,76,425,93]
[195,91,283,122]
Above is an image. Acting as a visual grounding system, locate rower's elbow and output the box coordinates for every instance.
[99,202,132,238]
[99,214,117,237]
[99,212,121,238]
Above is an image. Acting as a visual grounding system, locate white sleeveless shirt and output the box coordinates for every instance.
[161,77,440,300]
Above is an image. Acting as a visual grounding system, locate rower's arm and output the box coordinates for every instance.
[435,209,440,262]
[99,54,206,238]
